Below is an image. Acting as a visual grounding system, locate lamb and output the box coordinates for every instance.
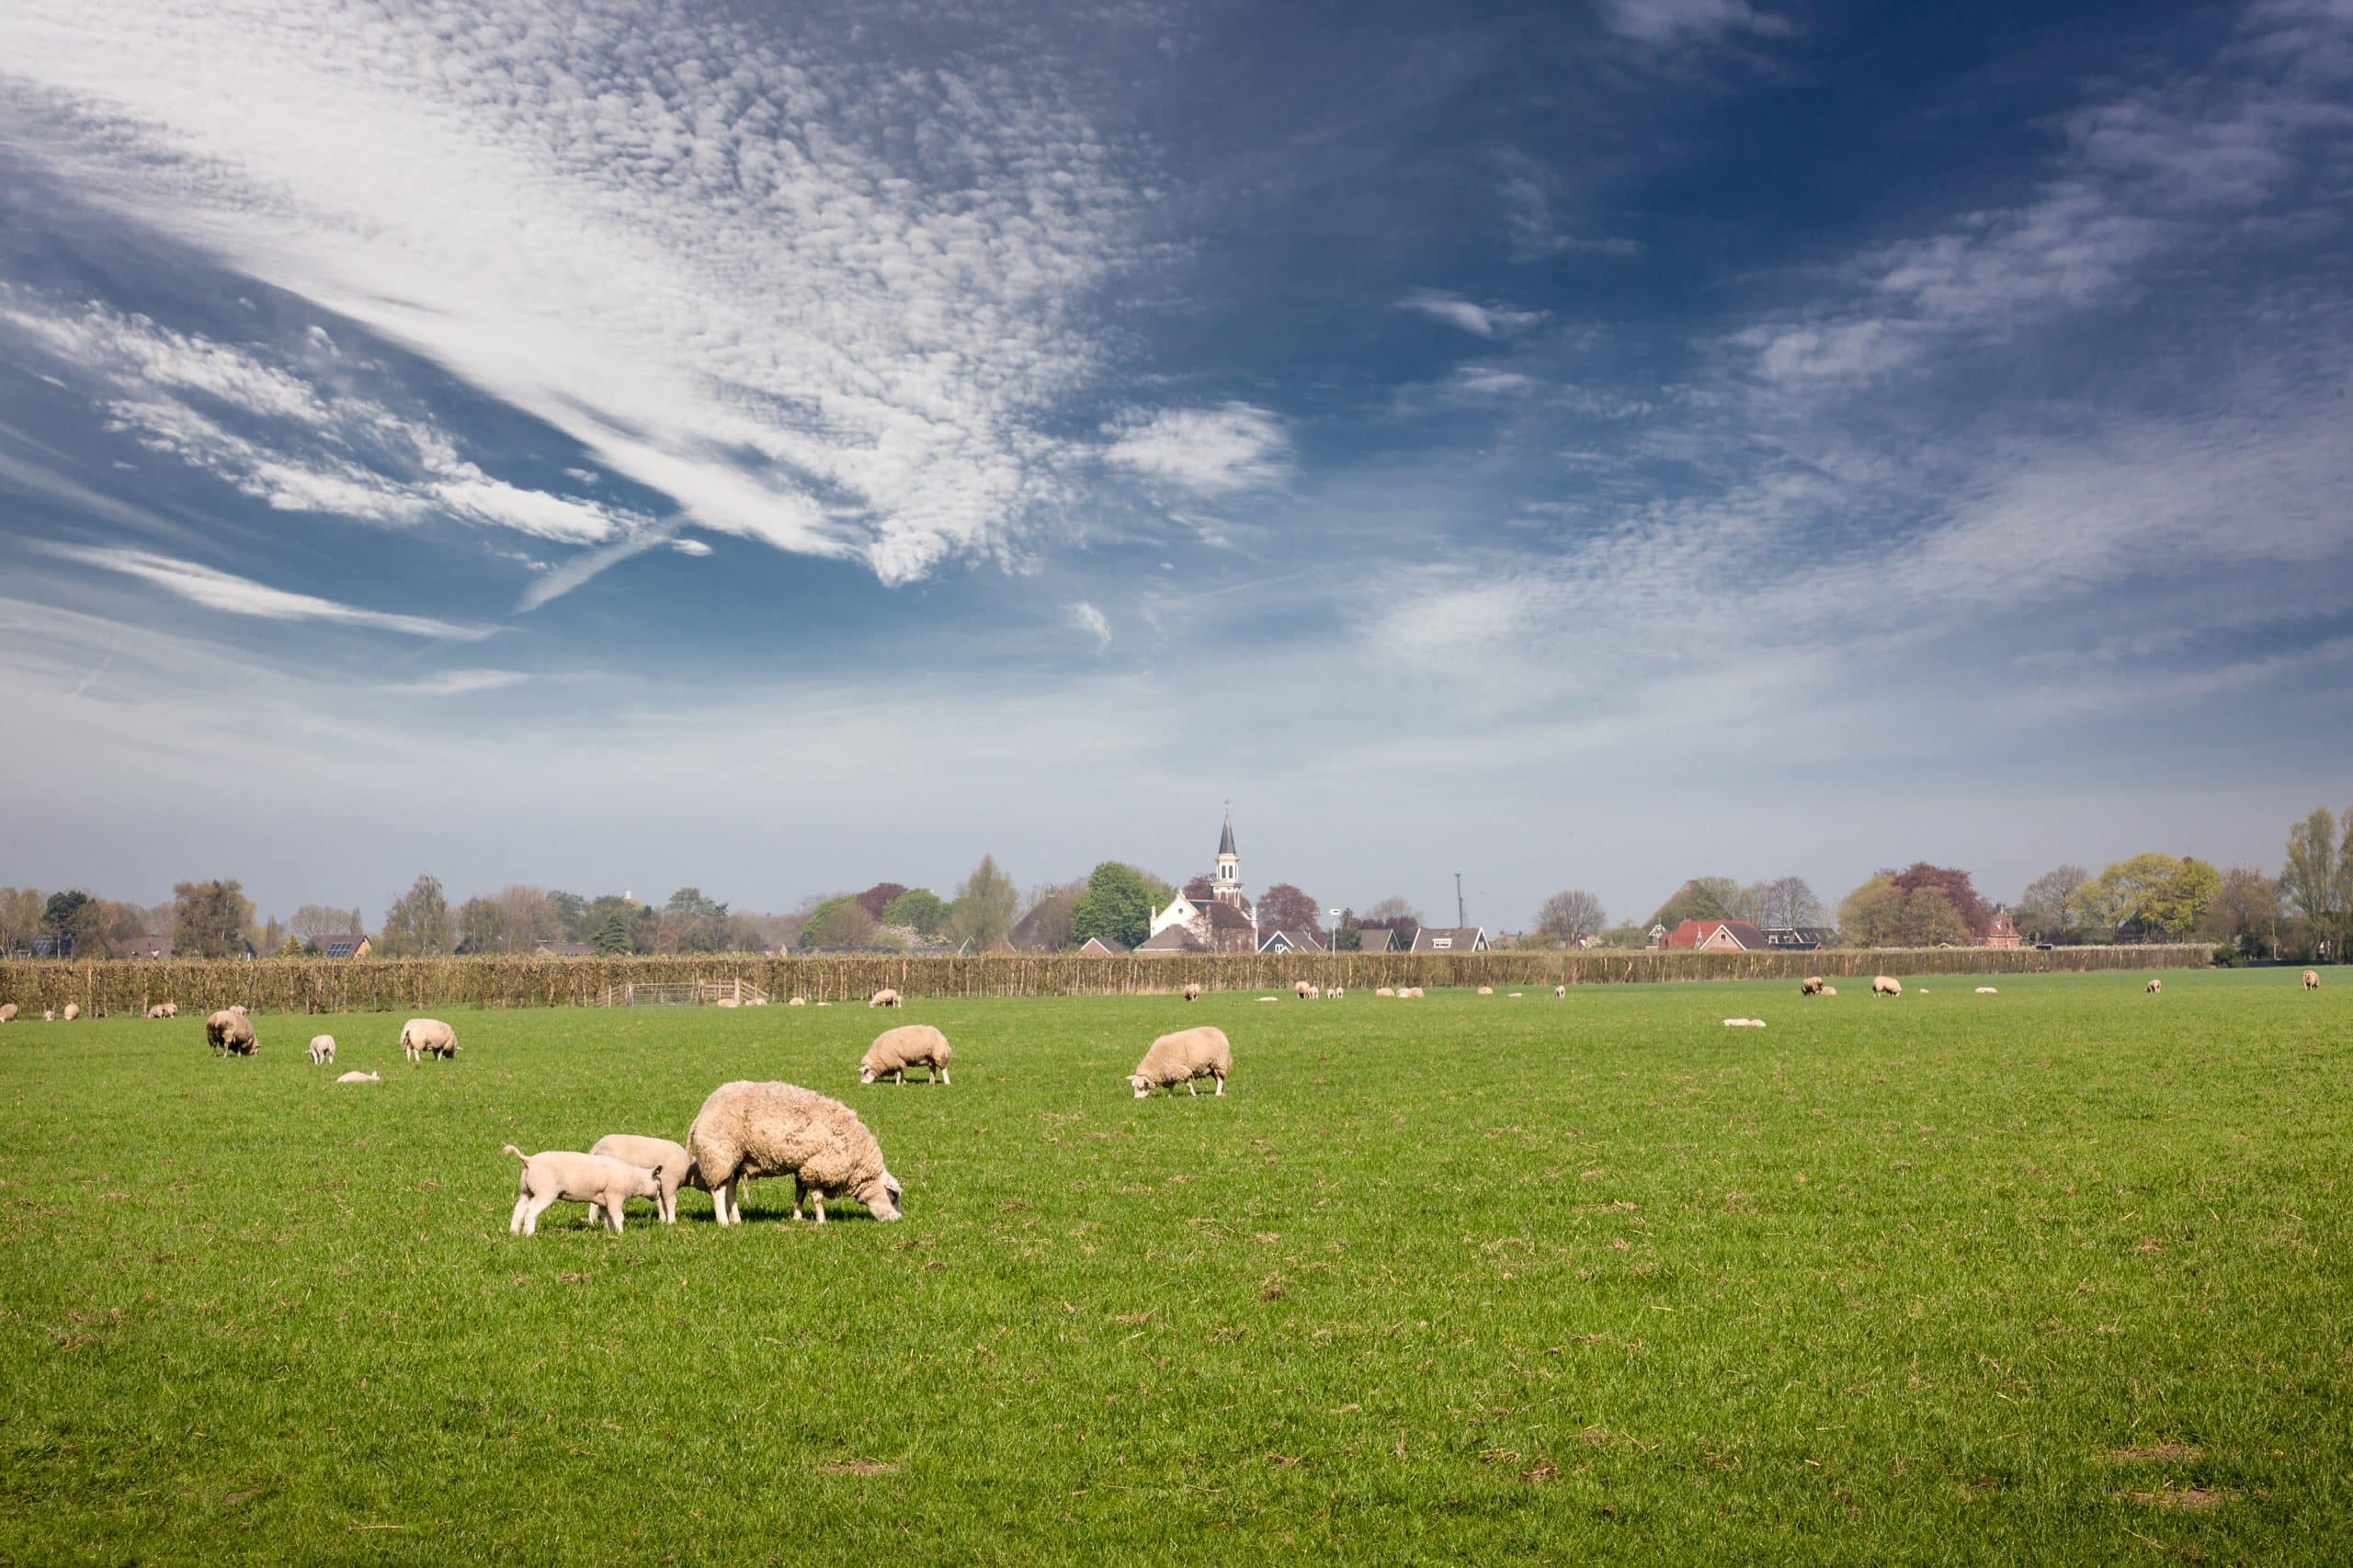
[1400,986,1425,999]
[1974,986,1999,995]
[231,1004,247,1016]
[336,1070,380,1084]
[861,1025,952,1085]
[1477,985,1494,996]
[504,1144,666,1235]
[2305,970,2322,990]
[1554,985,1566,999]
[688,1081,902,1225]
[400,1017,459,1062]
[2145,978,2162,994]
[43,1009,55,1022]
[588,1134,704,1224]
[1820,984,1837,996]
[62,1004,80,1020]
[1328,987,1345,1000]
[1871,976,1902,997]
[0,1003,16,1023]
[714,995,740,1009]
[1801,976,1826,996]
[788,996,807,1006]
[869,988,902,1009]
[1183,983,1203,1002]
[1374,986,1395,997]
[1128,1025,1233,1098]
[308,1034,336,1064]
[206,1009,256,1055]
[145,1003,170,1019]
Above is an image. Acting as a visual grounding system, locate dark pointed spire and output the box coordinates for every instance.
[1218,801,1236,858]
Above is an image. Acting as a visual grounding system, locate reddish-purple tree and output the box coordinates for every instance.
[1256,882,1321,933]
[1891,864,1990,936]
[855,882,909,922]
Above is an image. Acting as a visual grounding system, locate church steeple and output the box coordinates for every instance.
[1215,801,1240,892]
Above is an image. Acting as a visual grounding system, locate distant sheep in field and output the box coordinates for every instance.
[504,1145,666,1235]
[1975,986,1998,994]
[1293,980,1319,1000]
[1871,976,1902,997]
[1722,1017,1766,1028]
[1801,976,1826,995]
[789,996,807,1006]
[714,995,740,1009]
[308,1035,336,1064]
[1554,985,1566,998]
[1820,985,1837,996]
[2145,978,2161,994]
[2303,970,2320,990]
[1375,986,1395,997]
[688,1081,901,1225]
[862,1024,952,1085]
[1328,986,1345,1000]
[400,1017,458,1062]
[1403,987,1425,999]
[0,1003,17,1023]
[207,1009,256,1055]
[1128,1025,1232,1098]
[62,1004,80,1020]
[43,1009,55,1022]
[588,1134,703,1225]
[1477,985,1494,995]
[230,1005,247,1017]
[1508,991,1523,998]
[869,989,902,1009]
[1184,983,1203,1002]
[144,1003,170,1019]
[336,1070,380,1085]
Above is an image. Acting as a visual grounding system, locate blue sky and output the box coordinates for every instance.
[2,0,2348,929]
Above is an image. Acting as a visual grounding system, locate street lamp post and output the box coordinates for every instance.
[1328,907,1341,954]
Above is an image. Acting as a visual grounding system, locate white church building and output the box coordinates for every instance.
[1137,808,1259,954]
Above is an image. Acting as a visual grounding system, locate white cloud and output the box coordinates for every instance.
[40,544,494,639]
[386,668,529,698]
[670,538,712,557]
[1396,289,1547,339]
[1067,600,1113,650]
[1600,0,1793,45]
[0,0,1154,584]
[1102,402,1292,496]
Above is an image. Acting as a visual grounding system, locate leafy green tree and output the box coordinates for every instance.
[379,875,452,958]
[454,896,506,954]
[2281,806,2349,958]
[948,854,1019,948]
[1070,862,1155,950]
[801,896,880,949]
[550,891,588,941]
[589,909,633,955]
[172,880,257,959]
[1647,877,1742,928]
[1332,909,1362,951]
[43,890,108,958]
[882,888,949,937]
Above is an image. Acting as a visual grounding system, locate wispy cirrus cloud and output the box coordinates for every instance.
[1395,289,1547,339]
[1101,402,1292,496]
[40,543,494,640]
[1599,0,1792,46]
[1066,599,1112,650]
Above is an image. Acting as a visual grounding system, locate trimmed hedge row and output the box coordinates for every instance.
[0,944,2211,1017]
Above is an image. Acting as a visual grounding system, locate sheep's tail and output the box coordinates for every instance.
[501,1143,526,1162]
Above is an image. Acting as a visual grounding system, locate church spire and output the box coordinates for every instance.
[1218,800,1237,859]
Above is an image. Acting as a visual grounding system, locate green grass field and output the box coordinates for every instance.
[3,969,2347,1563]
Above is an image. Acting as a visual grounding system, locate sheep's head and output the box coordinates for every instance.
[860,1171,903,1221]
[1128,1073,1153,1099]
[859,1064,878,1084]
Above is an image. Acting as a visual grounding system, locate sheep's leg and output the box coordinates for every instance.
[605,1200,624,1235]
[791,1176,807,1221]
[812,1192,826,1224]
[939,1065,949,1085]
[522,1193,555,1235]
[1188,1078,1199,1096]
[1214,1073,1225,1096]
[711,1179,733,1226]
[509,1193,531,1234]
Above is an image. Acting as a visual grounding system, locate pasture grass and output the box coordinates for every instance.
[1,968,2347,1563]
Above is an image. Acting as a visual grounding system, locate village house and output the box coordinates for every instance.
[1655,918,1770,951]
[1410,926,1488,953]
[1979,906,2021,949]
[1138,809,1261,954]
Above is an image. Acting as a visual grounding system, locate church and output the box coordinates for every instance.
[1136,808,1260,954]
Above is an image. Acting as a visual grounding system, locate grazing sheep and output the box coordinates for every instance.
[788,996,808,1007]
[1477,985,1494,996]
[1329,986,1345,1000]
[1871,976,1902,997]
[1974,986,1999,994]
[2302,970,2320,990]
[2145,978,2161,994]
[1801,976,1826,996]
[308,1035,336,1064]
[1554,985,1566,999]
[336,1070,380,1084]
[1402,986,1425,999]
[1128,1025,1233,1099]
[688,1082,901,1225]
[1375,986,1395,997]
[588,1134,703,1225]
[206,1009,256,1055]
[1183,983,1203,1002]
[0,1003,16,1023]
[43,1009,55,1022]
[869,989,902,1009]
[1292,979,1313,999]
[400,1017,459,1062]
[504,1145,665,1235]
[145,1004,169,1019]
[862,1024,952,1085]
[62,1004,80,1021]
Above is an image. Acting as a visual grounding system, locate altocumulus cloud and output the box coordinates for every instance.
[1101,403,1293,497]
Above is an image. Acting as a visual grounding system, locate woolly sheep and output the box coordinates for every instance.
[231,1004,247,1017]
[1375,986,1395,997]
[1722,1017,1766,1028]
[1820,984,1837,996]
[1328,986,1345,1000]
[1183,983,1203,1002]
[206,1009,256,1055]
[1554,985,1566,999]
[0,1003,16,1023]
[2306,970,2322,990]
[43,1009,55,1022]
[1477,985,1494,996]
[336,1070,380,1084]
[308,1034,336,1064]
[62,1003,80,1020]
[789,996,808,1006]
[1801,976,1826,996]
[504,1144,665,1235]
[145,1003,169,1019]
[1293,979,1313,999]
[688,1081,901,1225]
[714,995,741,1009]
[400,1017,459,1062]
[2145,978,2161,994]
[1401,986,1425,999]
[862,1024,952,1086]
[588,1134,703,1224]
[1974,986,1998,994]
[1871,976,1902,997]
[1507,992,1523,998]
[1128,1025,1232,1099]
[869,988,902,1009]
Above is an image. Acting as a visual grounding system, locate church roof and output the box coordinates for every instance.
[1218,812,1237,858]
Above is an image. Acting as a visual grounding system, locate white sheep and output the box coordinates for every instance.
[145,1003,170,1019]
[503,1144,666,1235]
[400,1017,459,1062]
[231,1004,247,1017]
[1801,976,1827,996]
[869,988,902,1009]
[1374,986,1395,997]
[62,1003,81,1020]
[206,1009,256,1055]
[1871,976,1902,997]
[2145,978,2162,994]
[862,1024,952,1085]
[1820,984,1837,996]
[0,1003,17,1023]
[336,1070,380,1084]
[1554,985,1566,999]
[1402,986,1425,999]
[1128,1025,1233,1098]
[789,996,808,1007]
[688,1081,901,1225]
[1183,983,1203,1002]
[588,1134,702,1224]
[308,1034,336,1064]
[1722,1017,1767,1028]
[2305,970,2322,990]
[43,1009,55,1022]
[1328,986,1345,1000]
[1974,986,1998,994]
[1477,985,1494,996]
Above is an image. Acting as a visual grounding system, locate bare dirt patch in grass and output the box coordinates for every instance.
[2108,1443,2203,1464]
[815,1459,902,1477]
[2126,1485,2232,1511]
